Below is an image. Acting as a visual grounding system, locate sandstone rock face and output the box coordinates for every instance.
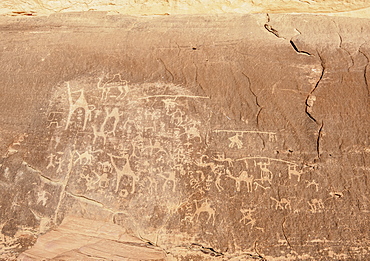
[1,0,370,17]
[0,13,369,260]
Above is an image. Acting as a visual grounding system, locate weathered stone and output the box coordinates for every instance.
[0,12,369,260]
[1,0,370,17]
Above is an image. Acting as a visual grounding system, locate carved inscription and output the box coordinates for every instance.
[29,74,326,257]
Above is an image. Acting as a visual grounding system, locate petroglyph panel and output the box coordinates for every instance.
[1,13,370,260]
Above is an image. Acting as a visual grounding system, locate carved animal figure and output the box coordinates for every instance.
[212,153,233,167]
[92,161,112,188]
[181,126,202,142]
[158,170,176,192]
[306,179,319,191]
[65,82,95,130]
[169,108,185,126]
[74,150,94,165]
[288,164,304,182]
[192,199,215,225]
[270,197,291,210]
[308,198,324,213]
[162,99,178,113]
[97,74,129,101]
[227,170,254,192]
[92,124,107,145]
[101,107,122,136]
[194,155,224,192]
[108,152,139,194]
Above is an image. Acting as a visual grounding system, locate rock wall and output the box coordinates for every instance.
[1,0,370,17]
[0,12,369,260]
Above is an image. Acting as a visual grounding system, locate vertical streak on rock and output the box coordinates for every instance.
[317,121,324,159]
[242,72,262,128]
[53,148,73,224]
[359,45,370,96]
[305,52,324,124]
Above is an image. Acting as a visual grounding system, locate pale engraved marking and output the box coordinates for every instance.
[213,130,277,135]
[240,208,257,228]
[65,82,95,131]
[306,180,319,191]
[253,181,271,191]
[108,152,139,194]
[91,123,107,145]
[192,199,216,226]
[228,133,243,149]
[47,112,63,129]
[146,176,158,194]
[36,191,49,206]
[74,147,102,165]
[158,169,176,192]
[50,135,61,149]
[270,197,292,210]
[256,160,273,184]
[4,133,28,158]
[288,164,304,182]
[308,199,324,213]
[138,95,210,100]
[227,170,254,192]
[212,153,234,167]
[46,153,57,169]
[79,171,96,191]
[101,107,122,136]
[97,74,129,101]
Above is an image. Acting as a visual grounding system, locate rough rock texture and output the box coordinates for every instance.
[18,216,166,260]
[0,12,369,260]
[1,0,370,17]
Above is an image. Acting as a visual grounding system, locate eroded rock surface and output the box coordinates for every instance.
[0,0,370,17]
[0,13,369,260]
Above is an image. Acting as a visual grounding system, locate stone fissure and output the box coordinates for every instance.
[317,121,324,159]
[264,13,284,39]
[305,53,325,124]
[242,72,262,127]
[359,45,370,96]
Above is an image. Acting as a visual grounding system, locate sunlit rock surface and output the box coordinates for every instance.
[0,12,369,260]
[0,0,370,17]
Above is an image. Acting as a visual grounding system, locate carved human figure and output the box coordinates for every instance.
[256,161,273,184]
[37,191,48,206]
[240,208,256,227]
[46,153,57,169]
